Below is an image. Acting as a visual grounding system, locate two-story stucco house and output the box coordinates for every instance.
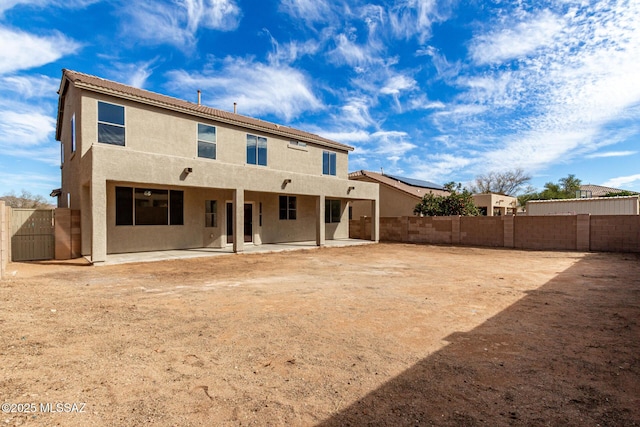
[55,70,379,264]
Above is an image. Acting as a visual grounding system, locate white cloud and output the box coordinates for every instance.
[388,0,445,43]
[122,0,241,49]
[371,130,416,157]
[0,102,59,166]
[184,0,242,32]
[407,94,444,110]
[0,171,59,188]
[279,0,333,25]
[167,59,322,121]
[107,59,159,89]
[266,30,323,64]
[0,27,80,75]
[380,74,416,95]
[431,0,640,178]
[470,10,564,65]
[329,32,380,68]
[457,72,523,109]
[0,110,55,147]
[0,74,58,99]
[333,97,374,127]
[317,129,370,143]
[602,174,640,189]
[586,151,638,159]
[408,153,472,183]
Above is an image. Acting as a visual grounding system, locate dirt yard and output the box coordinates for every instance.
[0,243,638,426]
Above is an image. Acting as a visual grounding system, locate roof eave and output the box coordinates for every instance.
[69,78,353,152]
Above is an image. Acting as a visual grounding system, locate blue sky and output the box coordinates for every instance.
[1,0,639,202]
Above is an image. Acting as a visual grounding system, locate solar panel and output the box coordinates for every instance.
[384,174,444,190]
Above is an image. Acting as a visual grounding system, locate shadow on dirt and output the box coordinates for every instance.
[318,253,640,426]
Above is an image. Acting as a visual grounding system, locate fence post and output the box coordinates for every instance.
[401,216,409,241]
[503,215,514,248]
[576,214,590,251]
[451,216,460,245]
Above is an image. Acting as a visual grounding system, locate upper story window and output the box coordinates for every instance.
[197,124,216,159]
[247,134,267,166]
[323,151,336,176]
[71,113,76,153]
[98,101,125,146]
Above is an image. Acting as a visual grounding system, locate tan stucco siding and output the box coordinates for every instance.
[63,84,378,260]
[105,185,350,254]
[350,177,419,217]
[106,183,227,253]
[59,85,84,209]
[80,92,350,178]
[89,145,377,200]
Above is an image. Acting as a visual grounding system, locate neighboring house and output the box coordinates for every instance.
[577,184,639,198]
[55,70,379,264]
[526,196,639,215]
[348,170,448,217]
[472,193,519,216]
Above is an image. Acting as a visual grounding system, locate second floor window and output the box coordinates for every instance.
[197,124,216,159]
[323,151,336,175]
[71,113,76,153]
[98,101,125,146]
[247,134,267,166]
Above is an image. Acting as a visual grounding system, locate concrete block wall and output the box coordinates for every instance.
[407,217,452,244]
[590,215,640,252]
[460,216,504,247]
[355,214,639,253]
[379,217,404,241]
[514,216,577,250]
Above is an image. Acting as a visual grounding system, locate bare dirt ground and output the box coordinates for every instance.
[0,243,639,426]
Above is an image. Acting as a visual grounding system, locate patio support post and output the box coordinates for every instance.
[233,188,244,253]
[316,195,325,247]
[371,199,379,242]
[91,179,107,264]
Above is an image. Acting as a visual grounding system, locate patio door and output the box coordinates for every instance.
[226,202,253,244]
[243,204,253,243]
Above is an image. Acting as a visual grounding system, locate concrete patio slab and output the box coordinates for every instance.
[100,239,375,266]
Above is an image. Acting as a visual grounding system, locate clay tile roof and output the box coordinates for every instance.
[348,170,449,199]
[57,69,352,151]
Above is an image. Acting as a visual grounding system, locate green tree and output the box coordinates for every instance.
[521,174,583,203]
[559,174,581,196]
[414,182,480,216]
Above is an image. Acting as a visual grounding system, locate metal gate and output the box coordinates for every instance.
[11,209,54,261]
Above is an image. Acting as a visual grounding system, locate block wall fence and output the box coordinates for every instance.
[350,214,640,253]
